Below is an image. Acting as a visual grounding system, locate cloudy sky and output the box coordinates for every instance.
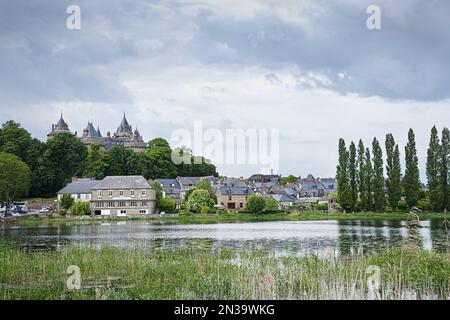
[1,0,449,179]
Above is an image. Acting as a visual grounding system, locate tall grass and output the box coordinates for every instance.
[0,243,448,300]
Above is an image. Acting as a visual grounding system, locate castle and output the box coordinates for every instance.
[47,112,147,152]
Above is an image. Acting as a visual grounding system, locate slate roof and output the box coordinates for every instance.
[57,179,99,194]
[157,179,181,189]
[271,194,295,203]
[218,186,255,195]
[93,176,151,189]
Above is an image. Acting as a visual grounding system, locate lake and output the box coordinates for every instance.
[1,219,448,256]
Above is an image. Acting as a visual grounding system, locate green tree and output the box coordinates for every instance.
[372,138,385,212]
[336,138,352,212]
[158,197,176,213]
[104,146,133,176]
[127,152,153,179]
[365,147,374,211]
[281,175,298,185]
[441,127,450,212]
[404,128,421,209]
[186,189,211,213]
[357,140,367,211]
[0,121,32,162]
[152,181,163,208]
[245,195,266,214]
[69,201,91,215]
[426,126,443,211]
[195,178,214,195]
[349,141,358,211]
[0,152,31,217]
[60,194,74,211]
[83,143,108,179]
[40,133,87,194]
[265,197,279,211]
[385,134,402,211]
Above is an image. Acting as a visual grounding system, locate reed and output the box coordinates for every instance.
[0,242,448,300]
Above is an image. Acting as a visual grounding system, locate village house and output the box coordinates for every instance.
[90,176,156,216]
[217,186,255,211]
[56,177,99,202]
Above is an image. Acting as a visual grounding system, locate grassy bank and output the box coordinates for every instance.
[0,243,448,300]
[9,211,448,226]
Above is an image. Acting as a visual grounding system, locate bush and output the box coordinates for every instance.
[265,198,279,211]
[159,197,176,213]
[186,189,211,213]
[417,198,431,211]
[397,199,408,211]
[200,206,210,214]
[179,210,190,216]
[60,194,74,210]
[245,195,266,214]
[69,201,91,215]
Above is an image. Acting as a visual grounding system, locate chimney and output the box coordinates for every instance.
[72,176,78,182]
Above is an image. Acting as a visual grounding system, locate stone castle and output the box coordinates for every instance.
[47,112,147,152]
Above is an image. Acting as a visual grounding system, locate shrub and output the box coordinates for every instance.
[158,197,176,213]
[179,210,190,216]
[417,198,431,211]
[245,195,266,214]
[200,206,209,214]
[69,201,91,215]
[60,194,74,210]
[397,199,408,211]
[265,198,279,211]
[186,189,211,213]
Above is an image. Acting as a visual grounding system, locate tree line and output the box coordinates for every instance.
[0,120,218,198]
[336,126,449,212]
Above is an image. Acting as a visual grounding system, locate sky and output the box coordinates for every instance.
[0,0,449,179]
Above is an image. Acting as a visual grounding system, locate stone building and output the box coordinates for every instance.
[90,176,156,216]
[217,186,255,211]
[47,112,147,152]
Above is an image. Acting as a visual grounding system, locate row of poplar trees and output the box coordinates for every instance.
[336,126,449,212]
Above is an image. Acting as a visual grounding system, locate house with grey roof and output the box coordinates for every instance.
[90,176,156,216]
[270,193,296,208]
[155,178,186,209]
[217,186,255,211]
[57,177,99,202]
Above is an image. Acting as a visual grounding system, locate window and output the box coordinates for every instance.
[118,200,126,207]
[141,201,148,207]
[130,190,135,197]
[239,203,243,208]
[228,195,232,201]
[77,194,81,199]
[95,202,104,208]
[119,190,124,197]
[141,190,146,197]
[108,190,113,197]
[130,201,137,207]
[119,210,127,214]
[139,209,147,214]
[97,190,102,198]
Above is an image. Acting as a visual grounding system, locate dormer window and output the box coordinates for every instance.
[119,190,124,197]
[130,190,135,197]
[108,190,113,197]
[97,190,102,197]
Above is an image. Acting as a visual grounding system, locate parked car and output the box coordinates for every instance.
[39,206,52,213]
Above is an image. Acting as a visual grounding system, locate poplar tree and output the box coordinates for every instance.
[336,138,352,212]
[349,141,358,211]
[427,126,442,211]
[385,133,402,211]
[441,127,450,212]
[365,147,374,211]
[404,128,421,209]
[372,138,385,211]
[357,140,367,211]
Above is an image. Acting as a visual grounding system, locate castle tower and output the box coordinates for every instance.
[47,112,72,139]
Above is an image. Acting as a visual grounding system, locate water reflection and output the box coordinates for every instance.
[0,219,448,255]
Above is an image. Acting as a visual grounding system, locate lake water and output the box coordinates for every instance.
[1,219,449,256]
